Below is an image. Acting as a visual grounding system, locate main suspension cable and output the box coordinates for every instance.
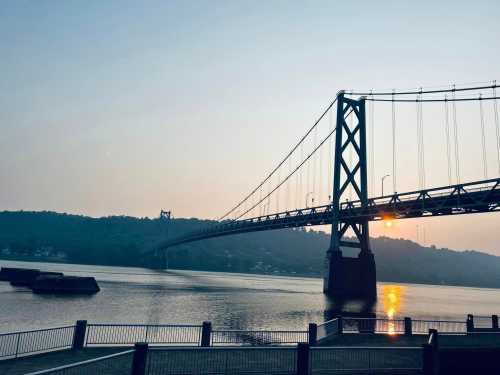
[234,110,353,220]
[365,96,500,102]
[347,83,499,97]
[218,97,338,220]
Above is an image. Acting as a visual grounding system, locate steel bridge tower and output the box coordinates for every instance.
[324,92,377,299]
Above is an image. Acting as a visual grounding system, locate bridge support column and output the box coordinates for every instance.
[323,92,376,299]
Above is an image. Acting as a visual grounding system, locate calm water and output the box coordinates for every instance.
[1,259,500,333]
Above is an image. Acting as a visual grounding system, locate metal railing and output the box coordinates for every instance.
[211,330,308,346]
[25,349,134,374]
[411,319,466,334]
[0,326,75,359]
[310,346,423,374]
[342,317,405,334]
[146,346,297,375]
[317,318,339,342]
[85,324,203,346]
[473,315,497,329]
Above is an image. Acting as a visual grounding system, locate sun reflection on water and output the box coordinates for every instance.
[382,285,404,335]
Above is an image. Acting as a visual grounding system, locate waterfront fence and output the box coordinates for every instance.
[85,323,203,346]
[310,346,423,374]
[24,349,134,375]
[342,317,406,334]
[0,326,75,359]
[146,346,298,375]
[211,330,309,346]
[411,320,466,334]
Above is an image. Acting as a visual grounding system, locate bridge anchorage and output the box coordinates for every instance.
[325,92,376,299]
[154,81,500,300]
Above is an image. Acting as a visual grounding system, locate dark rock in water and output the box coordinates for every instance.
[31,275,100,295]
[8,269,42,286]
[0,267,40,282]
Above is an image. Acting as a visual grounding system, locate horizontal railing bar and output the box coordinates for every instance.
[311,346,423,350]
[0,325,75,336]
[25,349,134,375]
[149,345,298,351]
[87,323,202,327]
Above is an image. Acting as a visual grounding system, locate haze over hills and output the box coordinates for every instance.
[1,210,500,289]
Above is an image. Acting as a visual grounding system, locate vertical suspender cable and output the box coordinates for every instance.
[287,156,292,211]
[295,152,299,209]
[420,91,426,188]
[312,126,318,203]
[349,111,353,201]
[493,81,500,176]
[319,134,323,205]
[444,95,452,185]
[259,186,265,216]
[276,170,280,213]
[416,95,422,189]
[369,91,375,197]
[392,90,397,193]
[328,108,333,202]
[479,94,488,179]
[452,85,461,184]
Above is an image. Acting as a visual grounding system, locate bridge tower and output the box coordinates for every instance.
[324,92,377,299]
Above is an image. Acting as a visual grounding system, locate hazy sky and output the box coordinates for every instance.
[1,1,500,254]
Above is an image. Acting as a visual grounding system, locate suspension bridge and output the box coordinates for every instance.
[154,82,500,299]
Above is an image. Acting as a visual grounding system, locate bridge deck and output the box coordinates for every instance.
[161,178,500,248]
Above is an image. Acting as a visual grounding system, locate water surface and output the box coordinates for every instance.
[1,260,499,332]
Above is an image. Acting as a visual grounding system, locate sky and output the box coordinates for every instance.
[1,0,499,254]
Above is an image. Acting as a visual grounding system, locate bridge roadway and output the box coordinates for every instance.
[160,178,500,249]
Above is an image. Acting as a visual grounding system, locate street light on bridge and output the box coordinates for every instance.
[381,174,391,196]
[305,192,314,208]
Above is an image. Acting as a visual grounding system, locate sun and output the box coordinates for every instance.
[384,220,393,228]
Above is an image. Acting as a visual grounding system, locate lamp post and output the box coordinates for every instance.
[381,174,390,196]
[305,192,314,208]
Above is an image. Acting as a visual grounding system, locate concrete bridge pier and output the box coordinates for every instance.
[323,249,376,299]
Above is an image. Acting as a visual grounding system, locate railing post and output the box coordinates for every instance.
[296,342,310,375]
[466,314,474,333]
[404,317,412,336]
[492,315,499,330]
[72,320,87,350]
[422,329,439,375]
[337,316,343,334]
[308,323,317,346]
[131,342,148,375]
[201,321,212,347]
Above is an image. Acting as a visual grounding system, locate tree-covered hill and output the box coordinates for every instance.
[1,211,500,289]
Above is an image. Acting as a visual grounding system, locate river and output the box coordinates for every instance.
[1,260,499,333]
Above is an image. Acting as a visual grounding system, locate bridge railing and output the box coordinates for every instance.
[25,349,134,375]
[85,323,203,346]
[0,325,75,360]
[211,329,308,346]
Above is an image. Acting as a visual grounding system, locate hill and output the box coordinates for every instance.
[1,211,499,288]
